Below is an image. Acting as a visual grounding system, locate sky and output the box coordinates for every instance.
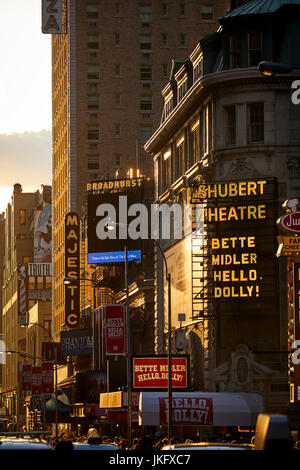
[0,0,52,213]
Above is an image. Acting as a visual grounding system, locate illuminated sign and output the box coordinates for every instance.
[60,329,93,356]
[277,236,300,256]
[194,178,277,307]
[132,356,189,390]
[65,212,80,328]
[277,211,300,234]
[105,305,125,355]
[42,0,64,34]
[87,180,143,264]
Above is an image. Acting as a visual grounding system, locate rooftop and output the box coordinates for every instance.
[221,0,300,19]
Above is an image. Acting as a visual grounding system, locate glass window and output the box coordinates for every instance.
[179,34,186,47]
[115,154,121,167]
[225,105,236,145]
[23,256,30,264]
[179,4,185,16]
[28,276,35,290]
[175,139,185,178]
[163,64,169,78]
[115,124,121,137]
[88,125,99,140]
[140,65,152,81]
[87,95,99,109]
[162,34,168,47]
[193,59,203,82]
[248,103,264,143]
[229,34,240,68]
[88,155,99,170]
[37,276,43,290]
[87,65,99,79]
[178,80,187,101]
[201,6,214,20]
[190,121,200,165]
[45,276,52,290]
[115,33,120,46]
[140,35,152,50]
[140,96,152,111]
[140,5,152,22]
[114,3,121,16]
[115,64,121,76]
[140,126,153,142]
[19,209,26,226]
[87,35,99,49]
[87,5,99,18]
[115,93,121,105]
[248,32,262,66]
[162,4,168,16]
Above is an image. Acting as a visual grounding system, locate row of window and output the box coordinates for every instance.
[87,64,169,80]
[86,4,214,21]
[87,95,153,111]
[87,124,153,142]
[158,102,265,194]
[86,33,188,50]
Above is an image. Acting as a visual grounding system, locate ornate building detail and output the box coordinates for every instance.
[224,159,259,180]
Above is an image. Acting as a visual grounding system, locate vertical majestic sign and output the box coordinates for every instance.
[42,0,64,34]
[65,212,80,328]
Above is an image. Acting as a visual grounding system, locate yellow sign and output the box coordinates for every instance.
[277,236,300,257]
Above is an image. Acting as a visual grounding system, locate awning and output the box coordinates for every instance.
[139,392,264,427]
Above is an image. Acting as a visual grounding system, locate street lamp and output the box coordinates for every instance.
[106,220,173,441]
[258,61,295,76]
[20,322,58,437]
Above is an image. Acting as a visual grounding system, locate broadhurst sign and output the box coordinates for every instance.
[87,178,144,264]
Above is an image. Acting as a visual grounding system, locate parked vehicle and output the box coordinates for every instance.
[254,414,293,450]
[161,442,253,451]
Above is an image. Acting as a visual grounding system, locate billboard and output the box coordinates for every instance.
[105,305,125,355]
[87,178,144,264]
[32,366,42,395]
[33,202,52,262]
[132,356,189,390]
[60,329,93,356]
[21,364,32,392]
[42,361,54,394]
[75,371,107,403]
[65,212,80,328]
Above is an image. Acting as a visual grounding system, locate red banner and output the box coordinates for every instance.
[133,357,188,389]
[105,305,125,355]
[42,361,54,394]
[32,366,42,395]
[22,364,32,392]
[159,396,213,426]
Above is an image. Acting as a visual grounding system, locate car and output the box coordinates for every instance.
[161,442,254,451]
[72,442,119,451]
[0,437,53,450]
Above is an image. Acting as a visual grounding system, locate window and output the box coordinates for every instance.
[164,96,173,118]
[193,59,203,82]
[88,155,99,170]
[140,35,152,50]
[162,149,172,190]
[178,79,187,101]
[115,93,121,105]
[87,5,99,19]
[140,125,153,142]
[229,34,240,68]
[140,96,152,111]
[114,3,121,16]
[162,34,168,47]
[140,5,152,23]
[248,32,262,66]
[225,105,236,145]
[163,64,169,78]
[115,64,121,76]
[87,35,99,49]
[201,6,214,20]
[19,209,26,225]
[115,124,121,137]
[190,121,200,165]
[23,256,30,264]
[44,320,52,339]
[87,65,99,79]
[28,276,35,290]
[37,276,43,290]
[45,277,52,290]
[115,154,121,167]
[88,125,99,140]
[179,34,186,47]
[175,138,185,178]
[87,95,99,109]
[115,33,120,46]
[247,103,264,143]
[162,4,168,16]
[179,4,185,16]
[140,65,152,81]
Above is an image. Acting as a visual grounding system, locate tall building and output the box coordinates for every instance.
[1,184,52,428]
[51,0,231,341]
[145,0,300,414]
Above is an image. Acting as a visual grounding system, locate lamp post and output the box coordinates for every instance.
[20,322,57,437]
[106,220,173,441]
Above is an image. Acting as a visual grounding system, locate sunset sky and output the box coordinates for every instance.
[0,0,52,213]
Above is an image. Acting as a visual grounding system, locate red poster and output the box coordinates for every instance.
[32,366,42,395]
[42,361,54,394]
[133,357,188,389]
[159,396,213,426]
[105,305,125,355]
[22,364,32,392]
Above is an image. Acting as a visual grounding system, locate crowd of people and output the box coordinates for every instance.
[45,426,256,450]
